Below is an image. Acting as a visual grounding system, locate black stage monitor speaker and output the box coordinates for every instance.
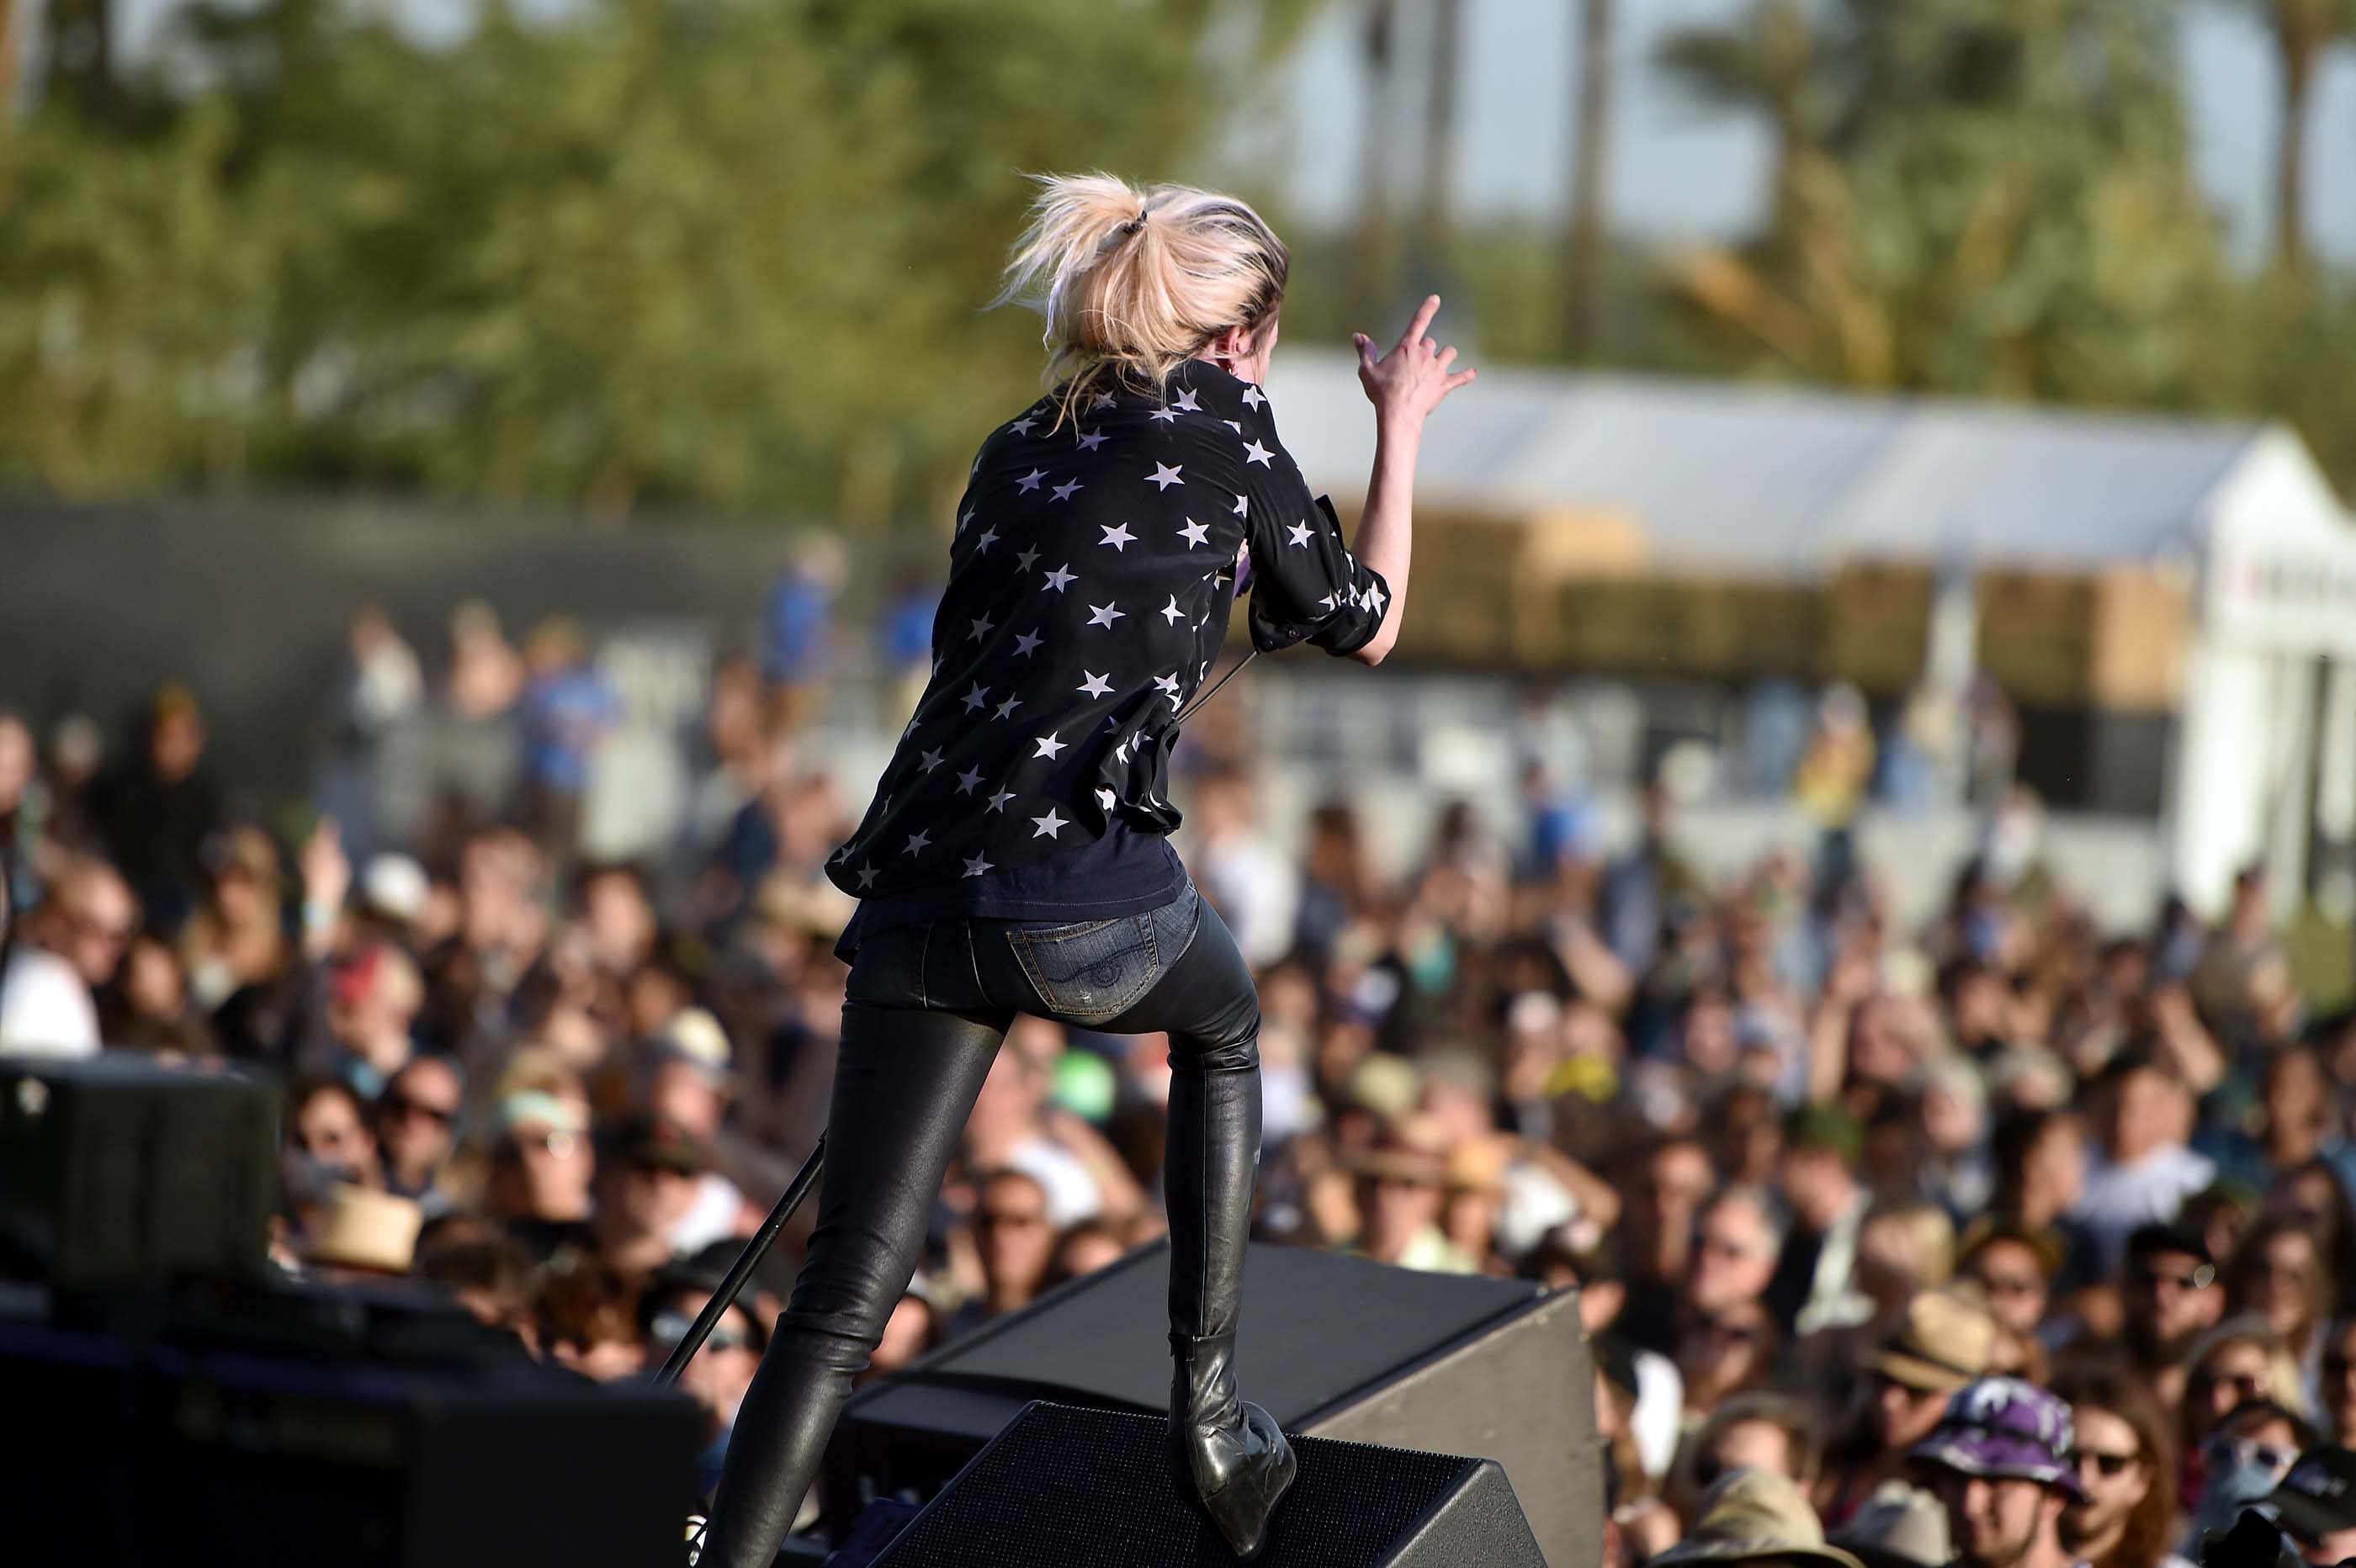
[871,1400,1547,1567]
[0,1287,706,1568]
[0,1052,279,1290]
[826,1242,1596,1568]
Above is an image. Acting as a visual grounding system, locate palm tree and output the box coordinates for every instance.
[2242,0,2356,274]
[1414,0,1463,298]
[1657,0,1815,244]
[1563,0,1614,358]
[1350,0,1400,330]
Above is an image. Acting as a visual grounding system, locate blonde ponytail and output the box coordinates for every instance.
[993,172,1288,428]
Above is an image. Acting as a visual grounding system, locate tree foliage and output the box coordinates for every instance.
[0,0,1313,516]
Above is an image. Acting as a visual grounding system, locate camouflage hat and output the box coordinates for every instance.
[1909,1377,2085,1503]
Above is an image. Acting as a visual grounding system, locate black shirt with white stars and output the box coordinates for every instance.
[825,358,1388,962]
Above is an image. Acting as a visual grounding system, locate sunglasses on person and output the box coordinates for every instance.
[647,1308,755,1356]
[2194,1369,2267,1405]
[2206,1433,2297,1475]
[1871,1373,1950,1406]
[501,1129,578,1160]
[1971,1269,2044,1298]
[978,1207,1048,1232]
[385,1094,457,1128]
[2077,1447,2141,1479]
[1695,1317,1761,1345]
[2132,1263,2216,1293]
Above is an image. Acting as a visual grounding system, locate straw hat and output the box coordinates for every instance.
[1654,1469,1865,1568]
[1872,1288,1996,1393]
[306,1184,424,1274]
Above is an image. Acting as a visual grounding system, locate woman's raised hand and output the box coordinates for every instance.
[1353,295,1475,426]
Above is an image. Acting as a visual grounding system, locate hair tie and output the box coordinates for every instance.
[1120,205,1149,237]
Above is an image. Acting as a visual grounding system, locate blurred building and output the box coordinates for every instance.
[1267,351,2356,919]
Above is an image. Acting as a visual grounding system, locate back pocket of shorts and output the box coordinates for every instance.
[1006,913,1159,1020]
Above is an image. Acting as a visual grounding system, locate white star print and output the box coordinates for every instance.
[1159,595,1185,625]
[902,830,931,856]
[1154,672,1182,699]
[1077,670,1113,698]
[1366,582,1387,614]
[970,614,995,640]
[1050,478,1083,502]
[961,683,990,712]
[1177,519,1211,548]
[1076,430,1106,452]
[1033,731,1068,760]
[1149,405,1180,425]
[987,789,1015,812]
[1013,630,1043,658]
[1240,384,1266,410]
[1011,416,1036,435]
[1031,809,1069,840]
[1086,601,1125,628]
[1016,546,1039,572]
[1233,494,1249,517]
[995,697,1022,720]
[919,748,945,772]
[1243,440,1273,467]
[1146,463,1184,491]
[1318,592,1337,611]
[1173,386,1202,413]
[958,506,974,532]
[1096,788,1117,812]
[974,527,998,554]
[1287,520,1314,548]
[1042,564,1076,592]
[963,855,994,878]
[1223,420,1243,434]
[1114,738,1132,763]
[1099,522,1137,552]
[955,765,984,794]
[856,864,878,890]
[1090,391,1116,411]
[1017,469,1045,493]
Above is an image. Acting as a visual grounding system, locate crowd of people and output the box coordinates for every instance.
[6,598,2356,1565]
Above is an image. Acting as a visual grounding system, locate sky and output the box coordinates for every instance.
[1248,0,2356,268]
[97,0,2356,268]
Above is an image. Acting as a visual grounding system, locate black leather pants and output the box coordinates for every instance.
[698,880,1264,1567]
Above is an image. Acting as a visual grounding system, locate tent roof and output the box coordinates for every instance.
[1261,352,2299,575]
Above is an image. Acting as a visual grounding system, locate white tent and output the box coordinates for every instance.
[1264,350,2356,914]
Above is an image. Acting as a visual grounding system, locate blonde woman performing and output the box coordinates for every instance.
[698,173,1473,1565]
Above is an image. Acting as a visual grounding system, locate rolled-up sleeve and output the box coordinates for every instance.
[1241,446,1389,656]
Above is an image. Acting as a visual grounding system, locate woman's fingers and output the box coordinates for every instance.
[1398,294,1441,352]
[1435,344,1458,372]
[1353,332,1377,369]
[1444,367,1478,392]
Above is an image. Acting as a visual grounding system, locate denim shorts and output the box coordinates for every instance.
[844,881,1206,1027]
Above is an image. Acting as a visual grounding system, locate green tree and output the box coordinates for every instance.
[1656,0,2239,410]
[0,0,1318,519]
[2234,0,2356,275]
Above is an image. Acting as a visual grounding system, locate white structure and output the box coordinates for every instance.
[1265,352,2356,918]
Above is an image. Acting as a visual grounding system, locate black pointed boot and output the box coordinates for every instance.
[1165,1059,1297,1560]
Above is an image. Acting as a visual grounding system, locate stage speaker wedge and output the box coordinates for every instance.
[826,1241,1597,1568]
[870,1399,1547,1567]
